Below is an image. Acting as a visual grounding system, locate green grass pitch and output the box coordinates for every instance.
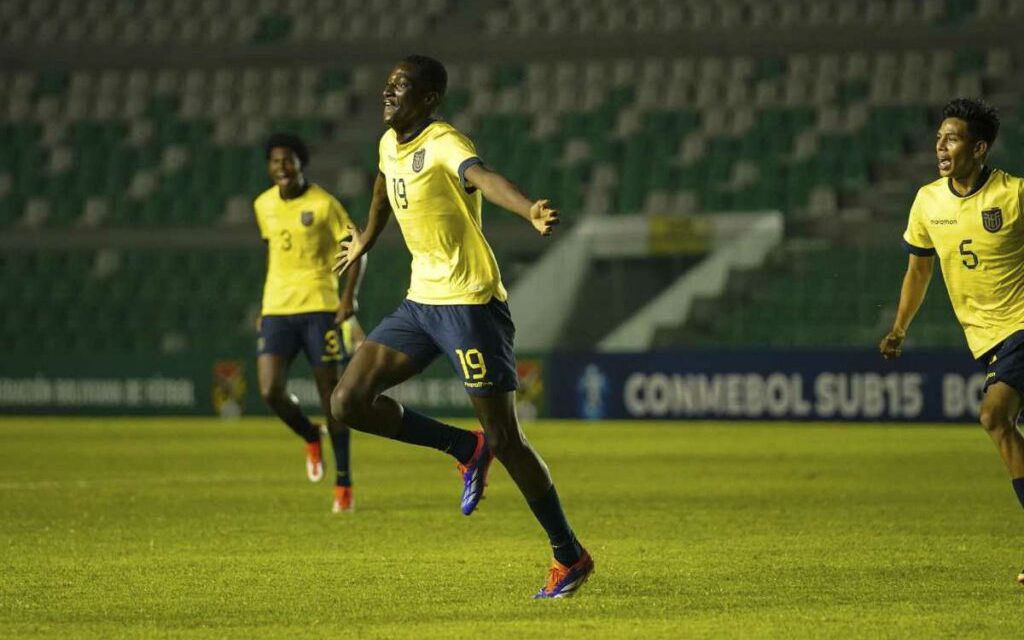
[1,417,1021,639]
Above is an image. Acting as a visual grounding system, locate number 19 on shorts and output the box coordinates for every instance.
[455,348,487,381]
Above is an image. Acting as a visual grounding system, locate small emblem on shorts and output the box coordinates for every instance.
[300,210,314,226]
[412,149,426,173]
[982,207,1002,233]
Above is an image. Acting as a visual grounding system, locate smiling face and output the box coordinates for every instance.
[935,117,986,182]
[382,62,438,132]
[267,146,302,192]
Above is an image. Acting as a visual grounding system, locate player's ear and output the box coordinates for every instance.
[424,91,440,110]
[973,139,988,160]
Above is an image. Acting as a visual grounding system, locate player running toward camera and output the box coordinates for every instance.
[879,98,1024,585]
[255,132,366,513]
[330,55,593,598]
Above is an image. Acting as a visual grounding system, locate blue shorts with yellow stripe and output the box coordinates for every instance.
[981,331,1024,396]
[367,298,519,395]
[258,312,348,368]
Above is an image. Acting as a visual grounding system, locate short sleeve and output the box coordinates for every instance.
[902,189,935,256]
[436,129,482,190]
[326,196,352,242]
[254,199,268,239]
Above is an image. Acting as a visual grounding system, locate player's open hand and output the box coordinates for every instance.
[333,225,366,277]
[529,199,560,236]
[879,328,906,359]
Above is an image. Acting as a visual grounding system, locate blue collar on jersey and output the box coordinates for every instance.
[396,118,437,145]
[947,165,992,198]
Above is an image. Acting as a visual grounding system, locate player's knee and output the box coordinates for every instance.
[330,384,365,425]
[259,382,286,406]
[979,405,1013,434]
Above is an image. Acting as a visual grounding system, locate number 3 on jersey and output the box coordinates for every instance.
[392,177,409,209]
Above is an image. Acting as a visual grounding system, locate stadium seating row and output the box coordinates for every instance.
[0,244,412,356]
[0,0,450,44]
[485,0,1017,34]
[1,47,1018,230]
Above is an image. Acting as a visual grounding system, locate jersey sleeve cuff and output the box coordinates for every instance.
[903,240,936,256]
[457,157,483,193]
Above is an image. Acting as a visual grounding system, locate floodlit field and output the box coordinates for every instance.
[0,417,1021,639]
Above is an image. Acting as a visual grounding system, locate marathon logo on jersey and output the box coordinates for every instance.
[300,210,314,226]
[412,149,426,173]
[982,207,1002,232]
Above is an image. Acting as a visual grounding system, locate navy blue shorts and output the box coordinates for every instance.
[367,298,518,395]
[258,312,347,368]
[981,331,1024,396]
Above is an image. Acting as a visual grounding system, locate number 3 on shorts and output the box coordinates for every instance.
[455,348,487,381]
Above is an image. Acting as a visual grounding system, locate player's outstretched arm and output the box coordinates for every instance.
[879,254,934,359]
[334,173,391,277]
[463,164,559,236]
[337,253,366,323]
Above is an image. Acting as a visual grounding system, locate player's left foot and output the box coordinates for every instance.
[533,549,594,600]
[457,430,493,516]
[1016,567,1024,585]
[332,486,353,513]
[305,437,324,483]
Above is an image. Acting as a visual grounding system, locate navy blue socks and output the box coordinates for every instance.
[528,484,582,566]
[330,425,352,487]
[395,409,478,464]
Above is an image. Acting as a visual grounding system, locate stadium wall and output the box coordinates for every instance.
[0,349,984,423]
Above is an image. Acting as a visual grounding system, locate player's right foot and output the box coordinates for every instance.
[332,486,353,513]
[305,437,324,483]
[534,548,595,599]
[457,430,493,516]
[1016,567,1024,585]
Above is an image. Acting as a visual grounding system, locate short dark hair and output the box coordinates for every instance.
[265,132,310,167]
[403,54,447,97]
[942,97,1000,147]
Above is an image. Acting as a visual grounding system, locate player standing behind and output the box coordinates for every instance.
[879,98,1024,585]
[331,55,594,598]
[255,133,366,513]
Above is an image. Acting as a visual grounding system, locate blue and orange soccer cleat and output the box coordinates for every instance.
[533,549,595,599]
[457,430,493,515]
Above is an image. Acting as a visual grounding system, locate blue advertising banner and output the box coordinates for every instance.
[546,350,986,422]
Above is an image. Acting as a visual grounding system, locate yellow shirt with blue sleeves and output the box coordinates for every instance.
[378,120,508,305]
[254,183,352,316]
[903,167,1024,358]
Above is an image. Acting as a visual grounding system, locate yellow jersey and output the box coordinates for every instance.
[254,183,352,316]
[378,120,508,305]
[903,167,1024,358]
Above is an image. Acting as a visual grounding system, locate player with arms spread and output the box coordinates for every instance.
[880,98,1024,584]
[255,133,366,513]
[331,55,594,598]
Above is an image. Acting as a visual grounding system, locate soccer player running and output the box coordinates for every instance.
[255,133,365,513]
[880,98,1024,584]
[331,55,593,598]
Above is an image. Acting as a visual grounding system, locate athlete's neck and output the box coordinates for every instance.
[278,177,308,200]
[950,164,987,197]
[394,118,435,144]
